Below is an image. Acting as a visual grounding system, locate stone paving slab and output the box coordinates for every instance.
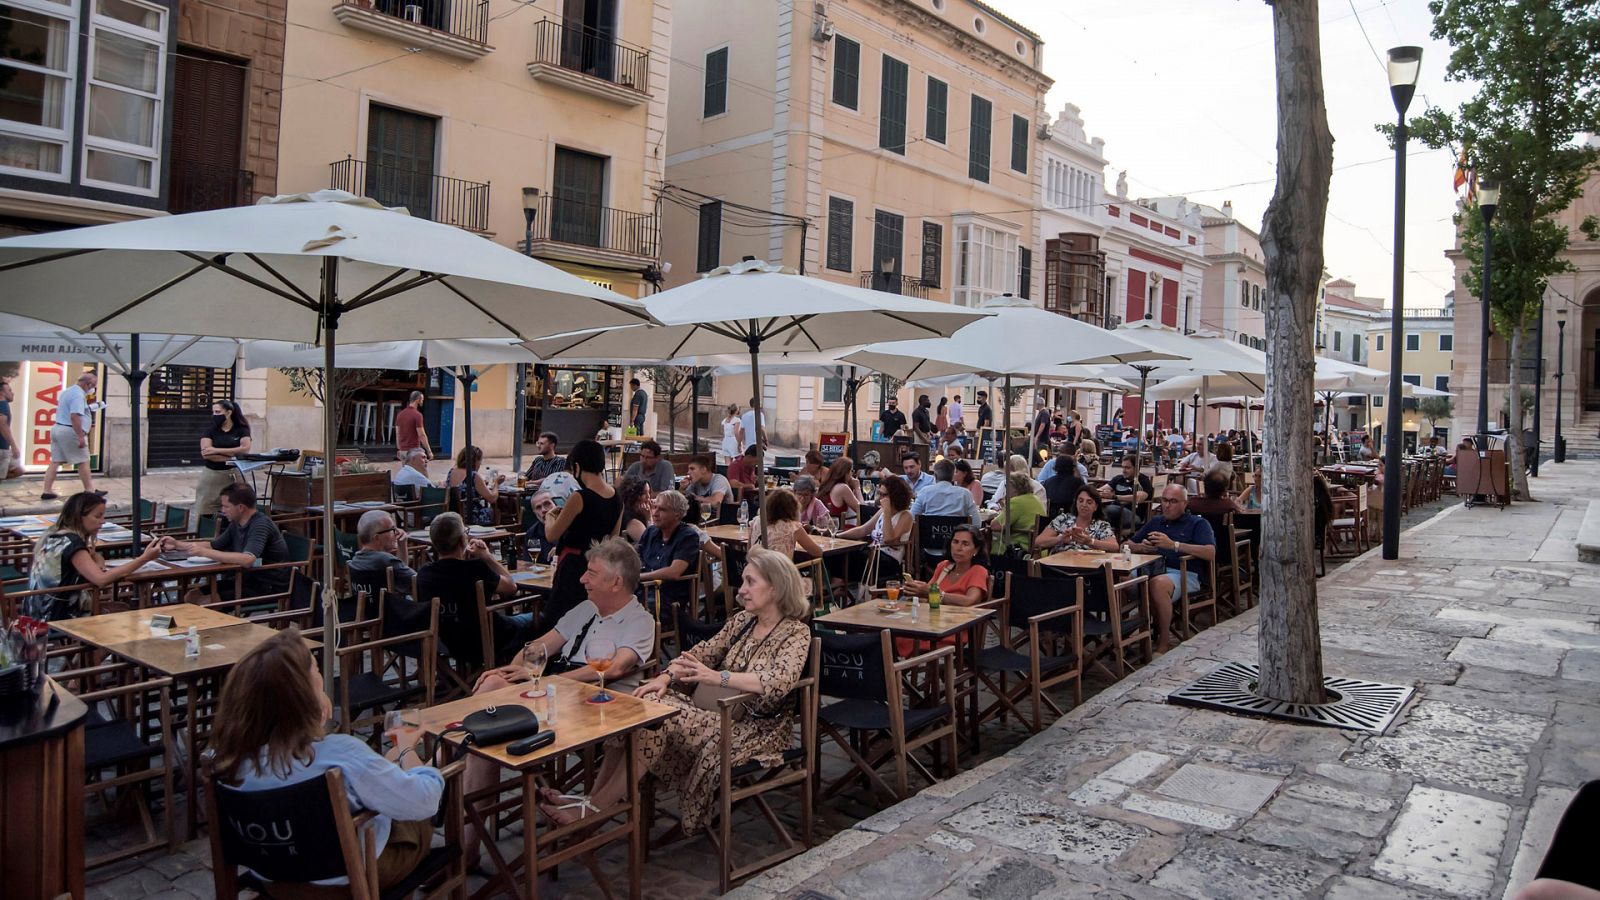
[753,462,1600,899]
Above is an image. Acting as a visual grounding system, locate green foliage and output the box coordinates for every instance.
[278,367,383,442]
[1418,395,1454,433]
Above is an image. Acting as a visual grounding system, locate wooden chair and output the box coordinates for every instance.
[1175,554,1219,638]
[432,581,500,698]
[816,629,957,802]
[975,571,1083,733]
[336,599,439,739]
[205,758,467,900]
[57,664,177,867]
[1106,573,1155,676]
[642,552,704,658]
[1230,531,1256,612]
[910,514,965,578]
[1327,494,1366,558]
[1196,511,1242,616]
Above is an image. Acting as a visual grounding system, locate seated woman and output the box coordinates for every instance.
[540,549,812,833]
[993,472,1047,556]
[447,444,502,527]
[750,488,824,559]
[839,474,913,585]
[799,449,827,482]
[791,475,832,529]
[953,459,985,508]
[1035,485,1120,553]
[905,525,989,606]
[209,628,443,891]
[619,476,653,543]
[818,458,862,528]
[26,492,164,620]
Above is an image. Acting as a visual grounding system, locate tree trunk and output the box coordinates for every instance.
[1506,326,1532,500]
[1256,0,1332,705]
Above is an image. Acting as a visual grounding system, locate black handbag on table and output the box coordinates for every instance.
[454,705,540,746]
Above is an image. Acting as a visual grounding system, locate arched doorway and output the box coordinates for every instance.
[1582,288,1600,411]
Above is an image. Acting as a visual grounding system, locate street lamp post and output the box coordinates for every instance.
[1555,307,1567,462]
[1383,45,1422,559]
[514,186,539,474]
[1475,179,1501,503]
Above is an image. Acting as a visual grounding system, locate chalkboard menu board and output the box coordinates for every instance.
[818,432,848,464]
[1096,424,1116,447]
[978,427,1005,465]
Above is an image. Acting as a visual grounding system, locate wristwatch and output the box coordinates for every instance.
[719,670,731,688]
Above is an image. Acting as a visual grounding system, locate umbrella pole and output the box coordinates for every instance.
[1002,375,1012,467]
[1134,368,1150,482]
[125,337,148,549]
[690,369,701,454]
[1027,375,1041,473]
[320,259,340,696]
[512,364,527,474]
[747,331,767,543]
[458,367,476,459]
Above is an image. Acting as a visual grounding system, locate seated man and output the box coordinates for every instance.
[909,459,980,526]
[725,444,761,501]
[416,512,524,666]
[166,482,290,604]
[1100,456,1153,534]
[1129,484,1216,653]
[1187,471,1243,516]
[523,431,567,488]
[623,439,677,494]
[520,490,556,565]
[636,490,701,612]
[392,447,433,493]
[682,454,732,520]
[348,509,417,601]
[898,452,936,496]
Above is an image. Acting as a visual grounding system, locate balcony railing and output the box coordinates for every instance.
[329,157,490,232]
[858,272,929,299]
[528,193,657,259]
[528,18,649,100]
[168,160,254,213]
[336,0,489,46]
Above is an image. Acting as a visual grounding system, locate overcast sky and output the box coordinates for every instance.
[991,0,1473,308]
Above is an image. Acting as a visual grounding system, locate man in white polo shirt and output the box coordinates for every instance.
[40,369,101,500]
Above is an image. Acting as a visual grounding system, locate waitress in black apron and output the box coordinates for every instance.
[538,439,622,634]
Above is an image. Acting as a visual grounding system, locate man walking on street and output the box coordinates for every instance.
[975,391,992,430]
[879,396,907,438]
[0,378,18,481]
[41,370,101,500]
[394,390,431,462]
[629,378,649,435]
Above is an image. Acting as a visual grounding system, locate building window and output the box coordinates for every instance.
[1333,331,1341,351]
[82,0,168,193]
[1373,394,1383,408]
[1010,114,1028,174]
[953,220,1017,307]
[831,36,859,110]
[1239,334,1248,345]
[1405,333,1420,351]
[0,0,78,179]
[822,376,845,404]
[921,220,942,289]
[825,195,853,272]
[1018,246,1031,299]
[879,54,907,154]
[1435,375,1449,392]
[702,47,728,117]
[925,76,946,144]
[1240,282,1249,307]
[1438,333,1453,351]
[871,209,904,291]
[1251,283,1261,310]
[1376,333,1384,351]
[550,145,607,247]
[968,94,991,182]
[1402,374,1421,387]
[366,104,439,220]
[696,200,721,272]
[1352,334,1362,360]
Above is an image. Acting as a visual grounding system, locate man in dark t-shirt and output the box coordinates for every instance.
[166,482,291,602]
[416,512,524,666]
[395,390,430,461]
[879,397,908,438]
[975,390,993,430]
[0,377,16,479]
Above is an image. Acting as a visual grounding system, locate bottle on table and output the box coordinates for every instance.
[927,581,942,611]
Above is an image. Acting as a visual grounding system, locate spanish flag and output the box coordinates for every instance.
[1453,149,1469,192]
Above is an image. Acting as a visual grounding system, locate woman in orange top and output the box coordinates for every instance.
[899,525,989,654]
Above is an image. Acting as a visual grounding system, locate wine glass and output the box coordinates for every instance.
[586,638,617,703]
[383,708,418,753]
[520,641,548,699]
[526,535,543,567]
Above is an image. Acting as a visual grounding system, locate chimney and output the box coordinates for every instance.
[1221,200,1234,219]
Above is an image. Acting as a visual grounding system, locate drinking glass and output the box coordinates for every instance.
[527,536,543,566]
[885,580,902,604]
[736,503,751,535]
[586,638,617,703]
[383,708,418,752]
[520,641,548,699]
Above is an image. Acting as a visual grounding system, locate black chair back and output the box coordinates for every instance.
[211,770,351,883]
[382,589,434,659]
[676,610,725,652]
[718,502,741,526]
[1005,572,1081,635]
[1197,511,1233,568]
[816,629,889,703]
[916,514,966,566]
[434,581,491,670]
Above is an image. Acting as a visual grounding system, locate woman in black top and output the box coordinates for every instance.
[618,475,652,542]
[447,445,501,526]
[539,439,621,633]
[195,399,251,520]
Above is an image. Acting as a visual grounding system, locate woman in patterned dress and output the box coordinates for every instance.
[1034,484,1120,552]
[538,548,811,833]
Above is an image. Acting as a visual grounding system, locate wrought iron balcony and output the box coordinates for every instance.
[168,160,254,213]
[857,272,929,299]
[524,193,658,264]
[329,157,490,232]
[527,18,650,105]
[332,0,492,60]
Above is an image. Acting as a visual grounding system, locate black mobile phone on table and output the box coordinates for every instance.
[507,730,556,755]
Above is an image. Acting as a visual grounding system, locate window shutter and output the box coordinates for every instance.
[921,221,942,288]
[826,196,853,271]
[696,200,722,272]
[1010,114,1028,174]
[968,96,991,182]
[366,104,437,221]
[872,210,904,291]
[879,55,908,153]
[703,47,728,117]
[832,37,860,109]
[1019,247,1032,299]
[925,77,947,143]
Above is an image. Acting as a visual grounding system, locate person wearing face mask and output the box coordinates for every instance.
[195,399,252,520]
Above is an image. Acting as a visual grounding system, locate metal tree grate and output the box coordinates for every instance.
[1168,661,1414,734]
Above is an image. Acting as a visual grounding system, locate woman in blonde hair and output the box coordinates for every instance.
[538,548,812,833]
[719,403,743,464]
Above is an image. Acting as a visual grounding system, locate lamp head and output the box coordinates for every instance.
[521,186,540,211]
[1479,178,1500,222]
[1386,46,1423,114]
[880,256,896,276]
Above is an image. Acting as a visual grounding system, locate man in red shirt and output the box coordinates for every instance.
[725,444,760,501]
[394,390,431,461]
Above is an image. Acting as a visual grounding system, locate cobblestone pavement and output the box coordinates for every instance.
[728,463,1600,900]
[66,461,1472,899]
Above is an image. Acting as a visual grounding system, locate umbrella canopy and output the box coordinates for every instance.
[0,191,655,692]
[527,259,990,542]
[839,294,1178,382]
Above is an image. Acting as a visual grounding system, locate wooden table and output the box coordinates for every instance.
[414,675,676,900]
[0,516,138,555]
[814,603,993,751]
[118,557,247,608]
[510,564,555,593]
[701,525,865,556]
[50,604,243,646]
[1036,549,1163,575]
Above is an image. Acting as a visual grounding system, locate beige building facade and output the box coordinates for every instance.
[254,0,672,457]
[1366,304,1455,448]
[661,0,1051,447]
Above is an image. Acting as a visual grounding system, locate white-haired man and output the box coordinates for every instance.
[393,447,433,491]
[349,509,417,601]
[1129,483,1216,653]
[40,369,100,500]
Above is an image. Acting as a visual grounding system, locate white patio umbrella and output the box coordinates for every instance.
[0,190,654,688]
[0,313,242,546]
[526,259,990,539]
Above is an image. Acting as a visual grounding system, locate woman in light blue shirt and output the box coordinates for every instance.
[209,628,444,889]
